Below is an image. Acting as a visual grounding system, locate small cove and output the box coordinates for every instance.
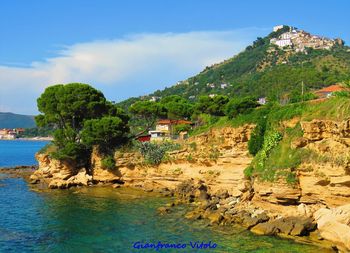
[0,140,332,252]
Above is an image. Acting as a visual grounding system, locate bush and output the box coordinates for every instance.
[101,155,116,170]
[333,91,350,98]
[38,143,56,154]
[249,131,283,181]
[248,117,267,155]
[174,124,191,134]
[137,141,180,165]
[50,142,90,166]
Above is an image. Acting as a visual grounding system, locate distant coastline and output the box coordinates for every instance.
[0,137,53,141]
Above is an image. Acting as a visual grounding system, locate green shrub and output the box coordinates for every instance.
[333,91,350,98]
[174,124,191,134]
[189,142,197,151]
[209,148,220,161]
[101,155,116,170]
[244,166,254,178]
[137,141,180,165]
[50,142,90,166]
[38,143,56,154]
[248,117,267,155]
[249,131,283,181]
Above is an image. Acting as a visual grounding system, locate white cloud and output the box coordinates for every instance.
[0,28,266,114]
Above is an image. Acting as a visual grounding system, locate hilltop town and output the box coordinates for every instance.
[270,25,344,52]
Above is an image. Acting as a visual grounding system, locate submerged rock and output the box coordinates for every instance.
[250,217,316,237]
[157,206,171,215]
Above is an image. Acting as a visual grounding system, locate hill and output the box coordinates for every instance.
[0,112,36,128]
[119,25,350,108]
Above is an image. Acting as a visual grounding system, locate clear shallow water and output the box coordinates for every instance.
[0,140,48,167]
[0,141,332,252]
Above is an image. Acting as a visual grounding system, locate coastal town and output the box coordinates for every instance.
[0,128,24,139]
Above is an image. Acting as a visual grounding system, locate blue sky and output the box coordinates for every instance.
[0,0,349,114]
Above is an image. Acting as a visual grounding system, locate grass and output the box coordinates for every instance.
[301,97,350,121]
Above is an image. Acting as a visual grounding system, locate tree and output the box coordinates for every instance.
[225,97,259,118]
[160,95,193,119]
[194,95,229,116]
[36,83,129,162]
[129,101,166,136]
[82,116,129,154]
[207,95,229,116]
[36,83,114,147]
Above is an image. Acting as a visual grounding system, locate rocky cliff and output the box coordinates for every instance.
[31,120,350,251]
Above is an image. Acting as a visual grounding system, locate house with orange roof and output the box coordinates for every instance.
[314,84,347,98]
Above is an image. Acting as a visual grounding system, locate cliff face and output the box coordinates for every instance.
[112,125,254,197]
[298,120,350,207]
[31,153,92,189]
[31,125,254,196]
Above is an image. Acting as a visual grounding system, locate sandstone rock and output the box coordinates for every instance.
[242,216,260,229]
[251,222,277,235]
[69,168,92,186]
[29,174,39,184]
[215,189,229,199]
[273,219,294,234]
[291,137,308,149]
[157,206,171,215]
[315,205,350,251]
[48,179,68,189]
[207,211,223,225]
[185,210,202,220]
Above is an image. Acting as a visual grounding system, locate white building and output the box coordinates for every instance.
[257,97,267,105]
[220,83,228,89]
[273,25,284,32]
[207,83,215,88]
[274,39,292,47]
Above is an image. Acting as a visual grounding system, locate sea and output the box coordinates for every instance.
[0,140,332,252]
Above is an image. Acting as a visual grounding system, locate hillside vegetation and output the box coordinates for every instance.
[119,26,350,109]
[0,112,35,128]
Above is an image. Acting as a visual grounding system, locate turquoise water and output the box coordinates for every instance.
[0,141,332,252]
[0,140,48,167]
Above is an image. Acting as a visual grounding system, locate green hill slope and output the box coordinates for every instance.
[119,26,350,108]
[0,112,36,128]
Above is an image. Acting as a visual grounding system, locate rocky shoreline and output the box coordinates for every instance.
[155,179,337,252]
[26,120,350,252]
[1,165,344,252]
[0,165,37,180]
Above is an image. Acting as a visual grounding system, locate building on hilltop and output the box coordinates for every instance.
[273,25,284,32]
[270,26,341,52]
